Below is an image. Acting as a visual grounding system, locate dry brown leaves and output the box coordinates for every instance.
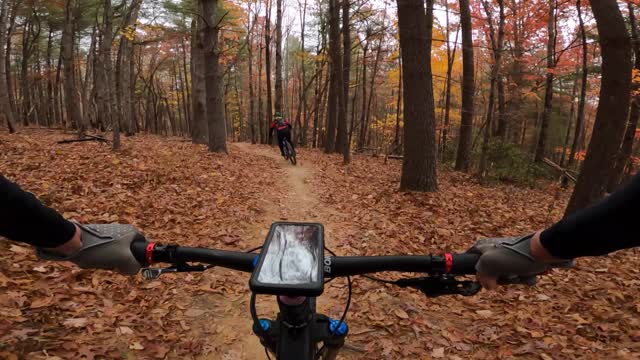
[1,130,639,359]
[0,130,278,359]
[306,151,640,359]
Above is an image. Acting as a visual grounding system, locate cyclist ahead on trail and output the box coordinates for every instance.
[269,112,294,157]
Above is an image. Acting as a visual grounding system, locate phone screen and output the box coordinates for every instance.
[257,224,324,286]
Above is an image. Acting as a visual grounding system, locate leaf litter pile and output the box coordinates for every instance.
[1,130,639,359]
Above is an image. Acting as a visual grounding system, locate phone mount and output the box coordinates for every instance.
[395,275,481,298]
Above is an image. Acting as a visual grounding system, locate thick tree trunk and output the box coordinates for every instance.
[454,0,475,172]
[607,3,640,191]
[565,0,632,215]
[0,0,15,133]
[61,0,83,134]
[191,13,208,144]
[397,0,437,192]
[202,0,227,153]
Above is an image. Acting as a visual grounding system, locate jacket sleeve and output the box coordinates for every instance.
[540,171,640,258]
[0,175,75,247]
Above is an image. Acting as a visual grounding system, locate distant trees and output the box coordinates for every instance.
[0,0,638,200]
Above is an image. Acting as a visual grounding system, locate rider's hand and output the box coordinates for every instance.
[37,223,144,275]
[467,231,573,290]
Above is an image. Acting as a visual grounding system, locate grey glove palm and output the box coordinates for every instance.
[467,234,573,286]
[38,223,143,275]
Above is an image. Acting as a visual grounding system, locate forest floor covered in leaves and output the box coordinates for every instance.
[1,129,639,359]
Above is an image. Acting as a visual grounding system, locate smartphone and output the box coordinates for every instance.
[250,222,325,297]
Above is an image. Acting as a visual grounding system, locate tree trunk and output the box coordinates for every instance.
[95,0,116,146]
[397,0,437,192]
[117,0,142,137]
[191,12,208,144]
[5,1,17,118]
[180,38,191,135]
[607,2,640,191]
[248,10,256,144]
[565,0,632,215]
[61,0,83,134]
[20,9,36,126]
[560,63,579,167]
[535,0,556,163]
[363,39,383,148]
[479,0,505,178]
[324,0,340,153]
[454,0,475,172]
[258,18,264,143]
[45,26,54,126]
[394,49,402,149]
[568,0,588,169]
[274,0,283,117]
[357,43,368,150]
[442,5,459,158]
[0,0,15,133]
[312,32,324,148]
[202,0,227,153]
[265,0,273,143]
[340,0,351,163]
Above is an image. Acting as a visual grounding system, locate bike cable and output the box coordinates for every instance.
[324,247,352,329]
[245,245,263,253]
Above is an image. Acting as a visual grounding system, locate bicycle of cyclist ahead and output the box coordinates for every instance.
[131,222,482,360]
[282,138,297,165]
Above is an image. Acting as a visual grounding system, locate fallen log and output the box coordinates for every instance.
[58,134,109,144]
[543,157,577,183]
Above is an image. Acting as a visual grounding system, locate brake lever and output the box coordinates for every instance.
[395,275,481,298]
[141,263,212,280]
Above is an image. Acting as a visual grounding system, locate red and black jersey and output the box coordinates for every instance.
[270,120,291,132]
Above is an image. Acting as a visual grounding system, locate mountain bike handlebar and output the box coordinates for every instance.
[130,240,480,277]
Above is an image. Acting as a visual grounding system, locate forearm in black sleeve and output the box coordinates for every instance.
[540,172,640,259]
[0,175,75,247]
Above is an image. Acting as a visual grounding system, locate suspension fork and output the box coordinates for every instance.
[252,296,348,360]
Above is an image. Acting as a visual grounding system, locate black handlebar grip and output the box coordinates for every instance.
[450,253,480,275]
[130,239,151,267]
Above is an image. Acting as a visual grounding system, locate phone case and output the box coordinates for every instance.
[249,222,325,297]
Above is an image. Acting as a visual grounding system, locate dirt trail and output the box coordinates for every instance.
[192,143,349,360]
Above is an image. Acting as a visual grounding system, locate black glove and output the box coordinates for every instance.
[37,223,144,275]
[467,234,573,286]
